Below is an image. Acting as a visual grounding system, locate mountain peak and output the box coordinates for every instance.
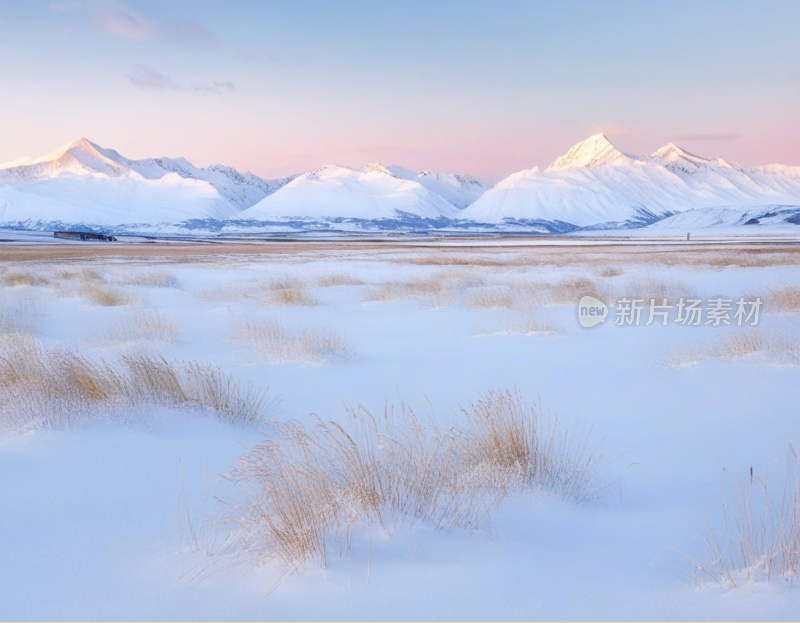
[647,142,716,174]
[362,162,393,175]
[649,143,704,161]
[18,137,128,178]
[545,133,630,171]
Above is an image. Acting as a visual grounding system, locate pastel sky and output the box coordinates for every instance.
[0,0,798,183]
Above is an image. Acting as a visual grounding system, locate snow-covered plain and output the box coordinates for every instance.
[2,240,800,621]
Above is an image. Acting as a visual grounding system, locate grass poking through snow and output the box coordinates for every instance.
[0,337,274,434]
[689,449,800,588]
[664,329,800,367]
[234,318,353,364]
[219,390,605,573]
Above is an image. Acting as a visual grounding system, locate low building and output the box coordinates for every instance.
[53,231,117,242]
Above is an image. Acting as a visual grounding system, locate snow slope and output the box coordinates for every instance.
[239,163,461,220]
[0,139,293,227]
[386,165,489,209]
[461,134,800,228]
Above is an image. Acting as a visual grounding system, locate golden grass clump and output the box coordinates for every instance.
[764,285,800,313]
[548,275,611,305]
[0,338,273,434]
[78,268,106,283]
[80,283,131,306]
[2,271,49,287]
[364,275,449,302]
[222,390,603,571]
[600,266,624,278]
[689,451,800,589]
[364,271,483,307]
[234,319,352,364]
[314,273,365,288]
[404,254,479,266]
[620,276,697,304]
[105,308,180,344]
[121,270,181,288]
[664,329,800,367]
[264,278,318,307]
[468,288,517,310]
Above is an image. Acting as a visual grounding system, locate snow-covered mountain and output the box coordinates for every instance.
[0,138,294,227]
[3,135,800,233]
[238,163,460,220]
[461,134,800,228]
[386,165,489,209]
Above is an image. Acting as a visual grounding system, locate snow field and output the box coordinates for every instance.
[1,243,800,620]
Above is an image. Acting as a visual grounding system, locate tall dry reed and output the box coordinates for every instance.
[222,390,604,571]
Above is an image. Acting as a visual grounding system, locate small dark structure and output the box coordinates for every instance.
[54,231,117,242]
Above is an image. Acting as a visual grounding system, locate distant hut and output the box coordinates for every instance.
[54,231,117,242]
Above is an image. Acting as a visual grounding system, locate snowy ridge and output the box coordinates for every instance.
[2,135,800,232]
[461,133,800,228]
[0,138,293,226]
[386,165,490,209]
[239,163,461,220]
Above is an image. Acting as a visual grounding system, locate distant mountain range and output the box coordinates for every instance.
[1,135,799,234]
[461,133,800,229]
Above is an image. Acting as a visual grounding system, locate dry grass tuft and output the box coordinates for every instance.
[600,266,624,278]
[221,390,603,571]
[549,276,611,305]
[264,278,318,307]
[620,276,696,303]
[78,268,106,283]
[0,338,273,434]
[364,272,484,308]
[468,288,517,310]
[764,285,800,313]
[0,299,40,335]
[314,273,365,288]
[689,451,800,588]
[234,319,352,364]
[105,308,180,345]
[504,313,559,336]
[198,284,251,304]
[121,270,181,288]
[80,283,131,306]
[2,271,49,287]
[664,329,800,367]
[364,275,449,303]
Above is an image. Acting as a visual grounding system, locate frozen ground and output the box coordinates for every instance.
[1,241,800,621]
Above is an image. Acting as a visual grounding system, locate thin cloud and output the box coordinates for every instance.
[126,66,235,94]
[96,8,151,40]
[192,80,236,94]
[126,66,179,90]
[166,19,218,47]
[671,132,742,142]
[50,2,218,47]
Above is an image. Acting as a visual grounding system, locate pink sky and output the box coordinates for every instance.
[1,2,798,183]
